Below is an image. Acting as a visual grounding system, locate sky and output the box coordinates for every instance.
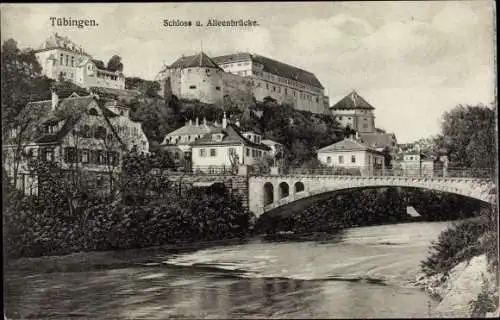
[1,1,496,143]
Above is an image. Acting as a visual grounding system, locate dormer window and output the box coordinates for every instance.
[88,108,98,116]
[212,134,223,141]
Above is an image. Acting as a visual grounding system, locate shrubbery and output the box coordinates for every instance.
[3,178,254,259]
[420,207,497,277]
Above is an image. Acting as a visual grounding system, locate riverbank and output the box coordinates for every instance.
[412,211,499,318]
[414,254,498,318]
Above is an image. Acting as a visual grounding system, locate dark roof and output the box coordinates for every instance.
[190,124,270,150]
[35,33,91,57]
[317,138,382,154]
[330,91,375,110]
[359,133,396,149]
[168,52,222,70]
[213,52,324,89]
[27,95,125,147]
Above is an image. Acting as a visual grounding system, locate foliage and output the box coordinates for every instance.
[1,38,44,129]
[436,104,496,171]
[106,55,124,72]
[420,209,494,276]
[3,174,254,259]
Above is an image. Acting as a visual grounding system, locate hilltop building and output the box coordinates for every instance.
[330,90,398,152]
[34,33,125,90]
[3,89,148,196]
[157,51,329,114]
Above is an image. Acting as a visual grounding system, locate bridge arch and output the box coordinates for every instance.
[279,182,290,199]
[295,181,305,193]
[248,175,496,217]
[263,182,274,206]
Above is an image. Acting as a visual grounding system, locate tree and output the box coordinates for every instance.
[437,104,496,172]
[1,38,43,128]
[106,55,123,72]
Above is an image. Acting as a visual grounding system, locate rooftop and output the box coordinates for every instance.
[330,91,375,110]
[213,52,324,89]
[190,124,270,150]
[317,137,382,154]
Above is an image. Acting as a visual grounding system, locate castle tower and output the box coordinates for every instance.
[330,90,376,134]
[179,51,224,105]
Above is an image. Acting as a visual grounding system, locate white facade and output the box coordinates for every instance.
[318,150,384,169]
[76,59,125,90]
[34,33,126,90]
[191,143,268,172]
[332,108,376,133]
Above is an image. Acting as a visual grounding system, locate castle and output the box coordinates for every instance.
[156,51,330,114]
[34,33,126,90]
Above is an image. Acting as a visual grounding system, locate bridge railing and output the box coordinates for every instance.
[279,166,494,179]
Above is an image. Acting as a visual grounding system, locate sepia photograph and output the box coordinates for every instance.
[1,1,498,319]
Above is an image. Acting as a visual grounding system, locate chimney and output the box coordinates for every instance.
[195,117,199,127]
[189,119,193,126]
[51,86,58,111]
[222,112,228,129]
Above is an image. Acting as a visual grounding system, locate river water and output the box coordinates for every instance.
[5,221,452,319]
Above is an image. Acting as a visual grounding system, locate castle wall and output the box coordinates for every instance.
[180,67,223,105]
[222,72,254,109]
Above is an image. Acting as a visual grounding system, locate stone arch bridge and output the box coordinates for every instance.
[248,175,497,217]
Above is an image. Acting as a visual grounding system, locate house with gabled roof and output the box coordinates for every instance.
[3,88,148,195]
[189,113,271,173]
[317,136,385,175]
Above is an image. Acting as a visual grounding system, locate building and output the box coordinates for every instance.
[212,53,329,114]
[3,89,148,196]
[157,51,329,114]
[190,114,271,173]
[157,52,224,105]
[330,91,376,134]
[261,139,284,158]
[316,137,385,176]
[34,33,125,90]
[160,117,219,166]
[393,151,442,177]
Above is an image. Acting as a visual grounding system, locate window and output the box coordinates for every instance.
[338,116,343,120]
[210,148,216,157]
[65,55,68,66]
[285,88,288,95]
[71,56,74,67]
[174,152,180,160]
[339,155,344,164]
[81,149,89,163]
[215,86,221,91]
[351,155,356,163]
[327,156,332,164]
[246,148,250,157]
[273,86,276,92]
[88,108,98,116]
[199,148,206,157]
[348,117,352,120]
[266,83,269,90]
[229,147,235,156]
[189,85,196,89]
[95,126,107,139]
[60,54,63,65]
[252,149,256,157]
[64,147,77,163]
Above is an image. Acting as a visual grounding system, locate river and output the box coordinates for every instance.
[5,221,452,319]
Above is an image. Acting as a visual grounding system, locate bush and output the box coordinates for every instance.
[420,215,490,276]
